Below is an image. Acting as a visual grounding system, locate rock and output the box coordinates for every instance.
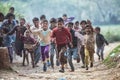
[0,47,10,69]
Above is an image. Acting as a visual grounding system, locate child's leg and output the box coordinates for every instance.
[50,44,55,68]
[96,47,100,60]
[100,46,105,60]
[34,44,41,65]
[30,51,35,68]
[8,47,13,63]
[67,49,74,71]
[23,49,26,66]
[26,52,29,65]
[41,46,47,71]
[89,52,94,67]
[80,46,85,67]
[85,48,89,70]
[44,45,50,66]
[23,49,29,66]
[59,47,67,72]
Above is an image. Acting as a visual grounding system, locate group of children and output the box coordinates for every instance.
[0,7,109,73]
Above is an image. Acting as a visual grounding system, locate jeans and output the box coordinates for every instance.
[8,47,13,63]
[96,45,104,60]
[34,43,41,65]
[50,43,58,67]
[67,47,78,71]
[80,46,85,65]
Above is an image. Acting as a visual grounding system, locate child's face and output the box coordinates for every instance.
[9,16,14,21]
[33,20,39,27]
[26,31,30,37]
[20,20,25,26]
[85,27,92,34]
[63,16,67,21]
[68,24,73,29]
[42,22,48,30]
[75,23,79,27]
[58,22,64,29]
[80,23,86,29]
[95,29,100,34]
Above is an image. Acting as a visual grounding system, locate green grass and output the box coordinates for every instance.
[94,25,120,43]
[103,45,120,68]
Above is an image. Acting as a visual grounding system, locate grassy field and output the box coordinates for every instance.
[103,45,120,68]
[94,25,120,43]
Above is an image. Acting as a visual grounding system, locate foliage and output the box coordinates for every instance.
[0,2,11,14]
[99,25,120,43]
[103,45,120,68]
[1,0,120,24]
[0,1,24,20]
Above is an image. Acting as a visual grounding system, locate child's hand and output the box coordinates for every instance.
[106,43,109,46]
[69,42,73,48]
[20,33,23,37]
[26,23,31,30]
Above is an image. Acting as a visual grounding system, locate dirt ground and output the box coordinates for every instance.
[0,42,120,80]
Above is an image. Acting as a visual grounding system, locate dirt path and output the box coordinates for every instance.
[0,42,120,80]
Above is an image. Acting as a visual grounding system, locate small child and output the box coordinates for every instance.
[84,25,95,70]
[21,30,37,67]
[95,27,109,61]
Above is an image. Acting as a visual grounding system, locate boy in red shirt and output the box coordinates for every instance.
[51,18,72,73]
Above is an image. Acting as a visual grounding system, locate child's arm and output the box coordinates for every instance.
[101,34,109,45]
[75,31,84,45]
[7,26,17,35]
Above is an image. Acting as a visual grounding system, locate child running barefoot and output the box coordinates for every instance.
[21,30,37,68]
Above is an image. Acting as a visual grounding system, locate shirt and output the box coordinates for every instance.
[51,27,72,45]
[32,29,51,46]
[75,31,84,45]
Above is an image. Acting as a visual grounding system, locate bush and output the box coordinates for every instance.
[100,25,120,43]
[103,45,120,68]
[105,30,120,43]
[0,2,24,19]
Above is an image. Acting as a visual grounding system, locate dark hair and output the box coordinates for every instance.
[95,27,100,31]
[50,18,57,23]
[75,21,79,24]
[0,12,4,20]
[68,22,73,25]
[20,18,26,22]
[42,19,48,23]
[68,22,74,27]
[85,24,94,32]
[7,13,14,18]
[40,15,46,20]
[63,14,67,17]
[9,7,14,11]
[57,17,64,23]
[80,20,87,25]
[33,17,39,22]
